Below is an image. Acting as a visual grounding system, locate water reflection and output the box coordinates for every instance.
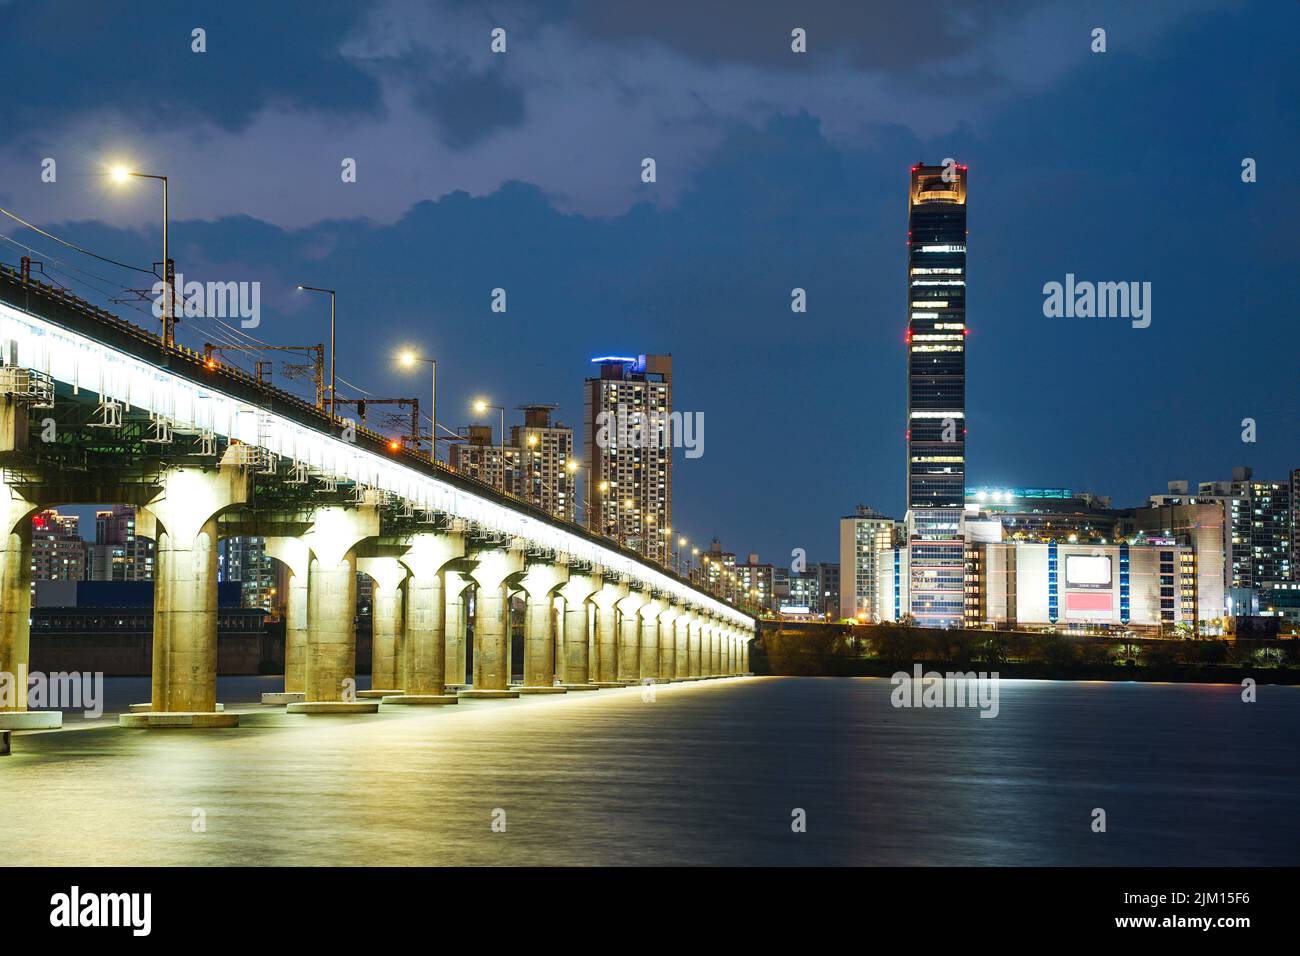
[3,676,1297,865]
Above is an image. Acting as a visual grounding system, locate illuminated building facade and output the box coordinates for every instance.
[31,509,86,584]
[960,540,1201,635]
[905,162,968,626]
[511,405,577,523]
[583,354,673,564]
[838,505,898,621]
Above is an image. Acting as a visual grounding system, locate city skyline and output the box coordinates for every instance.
[1,1,1296,567]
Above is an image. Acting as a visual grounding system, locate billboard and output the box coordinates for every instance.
[1065,554,1111,589]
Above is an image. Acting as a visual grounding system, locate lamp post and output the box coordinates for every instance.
[473,399,506,493]
[297,285,336,419]
[110,166,173,347]
[398,350,436,460]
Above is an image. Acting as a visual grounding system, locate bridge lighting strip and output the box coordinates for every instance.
[0,301,751,628]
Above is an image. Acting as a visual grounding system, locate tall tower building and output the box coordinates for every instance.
[904,162,968,626]
[583,354,673,565]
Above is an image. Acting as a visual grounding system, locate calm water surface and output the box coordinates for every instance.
[2,676,1297,865]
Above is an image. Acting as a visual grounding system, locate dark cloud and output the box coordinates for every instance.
[568,0,1039,75]
[411,56,527,149]
[0,0,380,143]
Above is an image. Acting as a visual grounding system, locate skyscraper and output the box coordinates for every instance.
[904,162,968,626]
[583,354,673,564]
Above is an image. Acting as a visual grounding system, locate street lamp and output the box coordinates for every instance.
[473,399,506,493]
[398,349,436,460]
[109,166,174,347]
[297,285,336,419]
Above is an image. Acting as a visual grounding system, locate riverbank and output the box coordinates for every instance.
[754,625,1300,684]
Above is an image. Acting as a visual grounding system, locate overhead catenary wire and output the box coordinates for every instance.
[0,206,158,276]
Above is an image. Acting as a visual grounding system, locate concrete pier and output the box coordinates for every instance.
[617,591,649,683]
[301,502,379,705]
[265,536,311,697]
[145,464,249,717]
[519,561,568,689]
[359,556,407,696]
[558,572,601,689]
[639,598,665,683]
[468,546,523,693]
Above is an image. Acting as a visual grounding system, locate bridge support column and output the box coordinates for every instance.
[289,501,380,715]
[590,579,627,687]
[120,464,249,727]
[0,483,58,735]
[657,603,681,681]
[710,620,722,676]
[616,591,649,683]
[385,532,465,705]
[638,597,666,683]
[357,557,408,697]
[688,616,703,678]
[444,571,471,688]
[462,545,524,699]
[264,537,311,703]
[742,632,751,673]
[557,572,601,689]
[674,612,691,680]
[517,560,569,693]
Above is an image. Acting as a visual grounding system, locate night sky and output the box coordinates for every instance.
[1,0,1296,563]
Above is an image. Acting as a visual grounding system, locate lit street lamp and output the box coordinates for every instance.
[398,349,436,460]
[109,166,174,347]
[473,399,506,493]
[297,286,336,419]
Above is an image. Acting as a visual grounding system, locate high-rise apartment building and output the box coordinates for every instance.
[904,162,968,626]
[89,505,154,581]
[450,407,577,523]
[31,509,86,584]
[220,537,277,611]
[838,505,897,621]
[1191,467,1293,596]
[584,354,673,564]
[511,405,577,522]
[450,424,521,494]
[734,553,776,611]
